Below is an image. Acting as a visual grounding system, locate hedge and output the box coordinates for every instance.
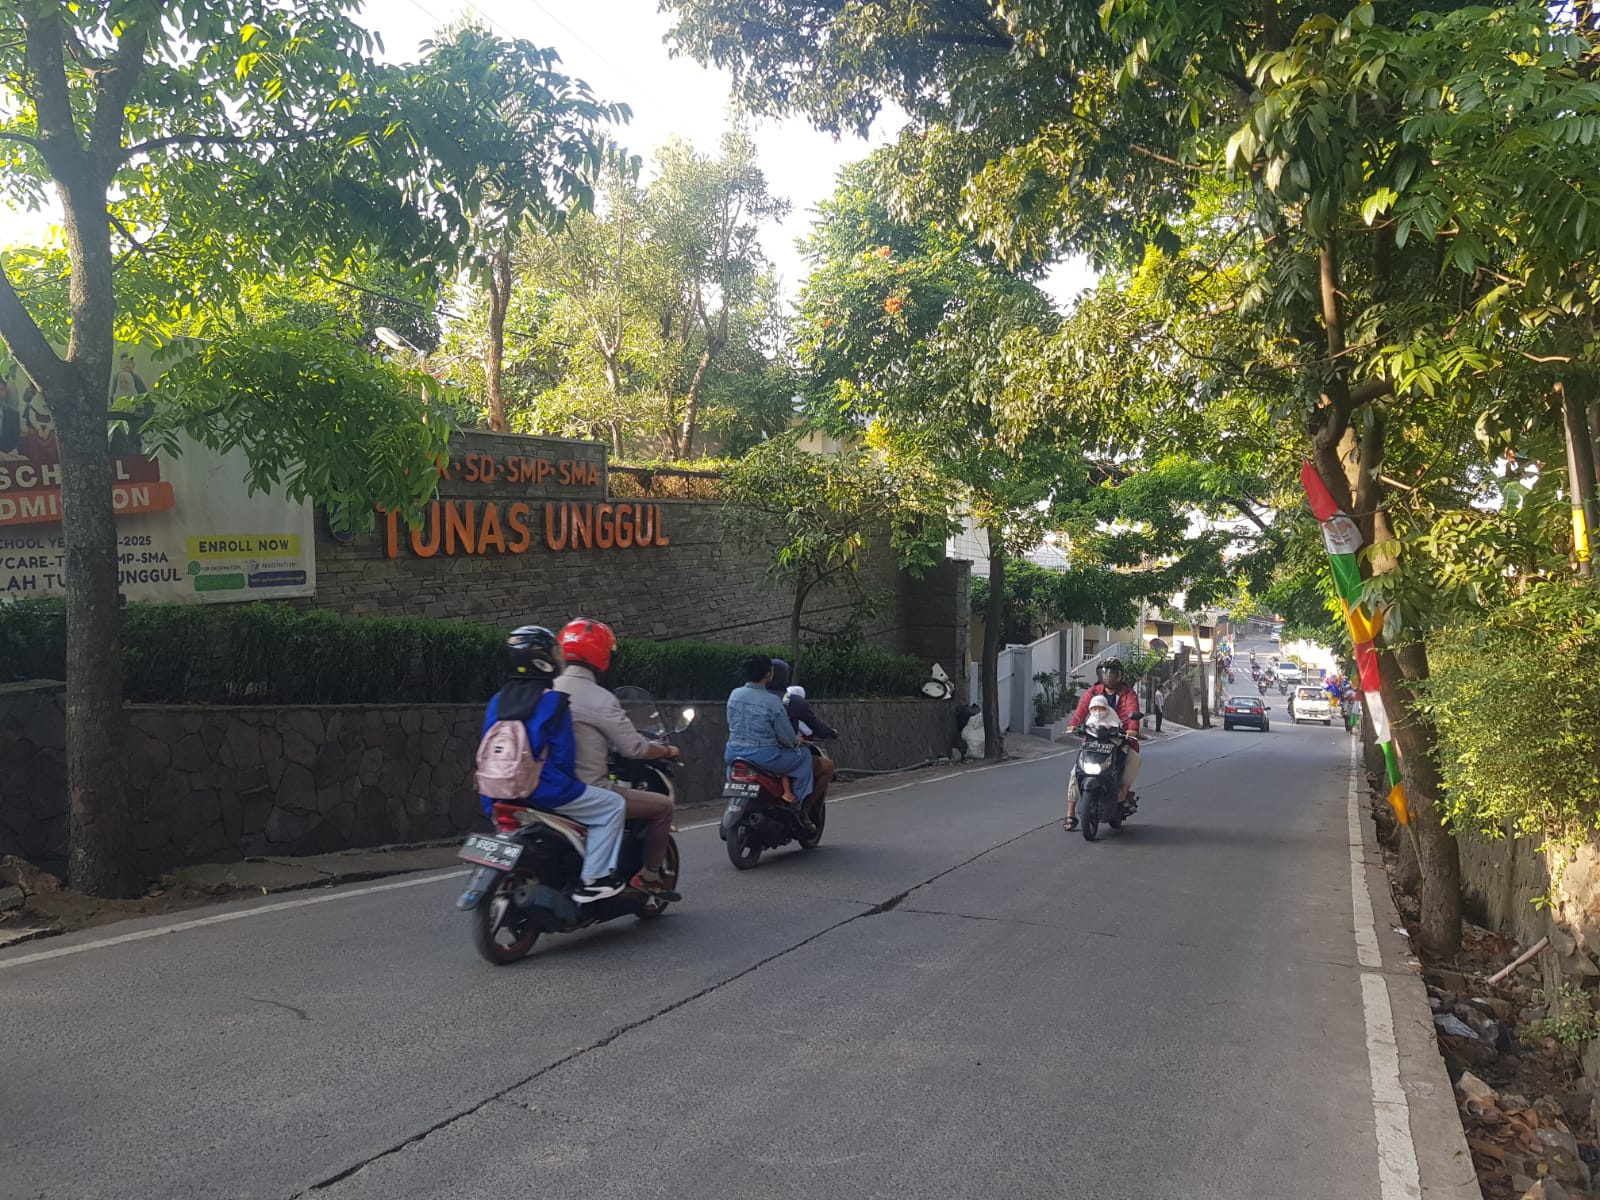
[0,600,929,704]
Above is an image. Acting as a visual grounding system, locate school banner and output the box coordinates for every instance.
[0,434,315,604]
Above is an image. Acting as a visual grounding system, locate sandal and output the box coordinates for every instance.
[1063,817,1079,831]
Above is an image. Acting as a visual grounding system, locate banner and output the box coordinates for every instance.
[1300,461,1408,823]
[0,404,314,604]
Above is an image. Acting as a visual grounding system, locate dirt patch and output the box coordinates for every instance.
[1385,840,1600,1199]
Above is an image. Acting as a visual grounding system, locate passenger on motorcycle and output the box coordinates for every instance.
[555,617,682,900]
[1062,657,1142,832]
[480,625,628,903]
[768,660,838,804]
[726,655,816,834]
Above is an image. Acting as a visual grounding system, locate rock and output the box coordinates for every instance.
[1469,996,1517,1022]
[1428,994,1443,1011]
[1429,968,1472,993]
[1457,1071,1499,1107]
[1519,1181,1568,1200]
[1557,1089,1595,1133]
[1535,1124,1591,1188]
[1436,1013,1479,1039]
[0,855,61,894]
[0,884,23,912]
[1441,1035,1500,1074]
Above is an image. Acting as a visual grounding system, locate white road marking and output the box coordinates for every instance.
[1348,737,1422,1200]
[2,751,1074,970]
[0,870,470,971]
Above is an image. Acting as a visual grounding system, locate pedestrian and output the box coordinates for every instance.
[1152,684,1165,733]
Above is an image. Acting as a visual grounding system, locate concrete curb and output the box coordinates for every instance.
[1357,782,1481,1199]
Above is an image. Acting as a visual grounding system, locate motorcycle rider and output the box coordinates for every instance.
[555,617,682,900]
[768,659,837,807]
[479,625,628,903]
[1062,657,1142,832]
[726,654,816,834]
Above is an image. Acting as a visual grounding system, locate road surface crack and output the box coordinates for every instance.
[293,819,1051,1195]
[246,996,310,1021]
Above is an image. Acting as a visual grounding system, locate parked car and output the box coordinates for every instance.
[1292,685,1333,726]
[1222,695,1270,732]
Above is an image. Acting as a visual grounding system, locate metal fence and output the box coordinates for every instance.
[608,466,723,500]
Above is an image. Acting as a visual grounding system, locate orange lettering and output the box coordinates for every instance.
[383,509,400,559]
[478,502,506,553]
[635,504,654,546]
[615,503,634,548]
[653,503,670,547]
[536,458,552,483]
[570,503,593,549]
[410,502,442,557]
[444,501,476,555]
[545,502,568,551]
[508,502,532,552]
[595,503,615,549]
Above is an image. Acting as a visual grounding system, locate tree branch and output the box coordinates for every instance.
[0,262,71,394]
[0,129,44,150]
[89,21,150,170]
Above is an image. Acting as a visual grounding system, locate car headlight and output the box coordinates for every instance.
[1080,759,1104,775]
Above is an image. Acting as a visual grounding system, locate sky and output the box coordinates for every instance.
[0,0,1095,308]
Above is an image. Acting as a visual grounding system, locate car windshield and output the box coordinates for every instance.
[1228,697,1260,707]
[1277,662,1298,671]
[1297,687,1324,700]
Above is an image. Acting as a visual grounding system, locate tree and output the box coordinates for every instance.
[405,24,627,433]
[492,131,790,458]
[797,161,1094,758]
[720,435,943,667]
[0,2,608,895]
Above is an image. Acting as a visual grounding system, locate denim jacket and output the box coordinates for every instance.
[725,683,798,753]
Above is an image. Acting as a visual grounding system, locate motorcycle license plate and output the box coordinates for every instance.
[723,780,761,799]
[458,834,521,870]
[1084,741,1115,754]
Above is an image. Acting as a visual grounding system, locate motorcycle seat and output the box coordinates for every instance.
[730,757,783,781]
[509,807,588,856]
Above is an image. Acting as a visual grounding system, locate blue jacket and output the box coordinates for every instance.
[726,682,798,753]
[479,684,585,814]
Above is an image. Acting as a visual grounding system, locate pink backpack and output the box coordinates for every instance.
[475,718,549,800]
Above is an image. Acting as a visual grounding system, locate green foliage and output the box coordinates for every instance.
[0,602,927,702]
[1420,583,1600,847]
[970,560,1142,644]
[1522,984,1600,1047]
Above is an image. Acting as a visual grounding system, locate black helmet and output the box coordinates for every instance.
[1101,657,1125,677]
[506,625,559,680]
[769,658,791,691]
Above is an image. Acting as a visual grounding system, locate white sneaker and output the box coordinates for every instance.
[573,877,625,904]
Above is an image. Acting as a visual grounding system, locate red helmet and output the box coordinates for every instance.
[559,618,617,673]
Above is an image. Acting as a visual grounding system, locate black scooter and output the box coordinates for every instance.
[1071,716,1141,842]
[719,737,832,868]
[455,688,692,965]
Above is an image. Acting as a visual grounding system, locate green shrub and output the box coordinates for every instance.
[1419,582,1600,848]
[0,601,928,703]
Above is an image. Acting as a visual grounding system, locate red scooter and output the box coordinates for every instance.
[718,740,830,869]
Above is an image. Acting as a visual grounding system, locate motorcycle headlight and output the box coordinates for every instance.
[1080,758,1104,775]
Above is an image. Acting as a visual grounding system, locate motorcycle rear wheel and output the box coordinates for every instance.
[727,818,763,869]
[472,870,541,965]
[798,797,827,849]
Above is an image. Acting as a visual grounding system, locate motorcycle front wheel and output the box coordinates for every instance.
[472,870,541,965]
[727,818,763,869]
[1081,788,1102,842]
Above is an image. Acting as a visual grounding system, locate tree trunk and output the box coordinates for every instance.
[483,244,513,433]
[54,373,139,897]
[1378,641,1462,959]
[982,530,1007,761]
[789,576,810,677]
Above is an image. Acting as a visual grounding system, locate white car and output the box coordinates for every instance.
[1291,685,1332,725]
[1275,660,1303,684]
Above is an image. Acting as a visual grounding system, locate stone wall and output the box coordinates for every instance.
[0,682,957,877]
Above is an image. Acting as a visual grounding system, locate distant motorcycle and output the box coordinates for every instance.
[454,689,692,965]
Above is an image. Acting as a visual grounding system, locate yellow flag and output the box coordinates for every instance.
[1387,783,1410,826]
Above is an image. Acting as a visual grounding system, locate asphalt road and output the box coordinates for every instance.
[2,697,1380,1200]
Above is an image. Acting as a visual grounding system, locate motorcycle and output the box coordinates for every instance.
[454,688,693,965]
[719,736,832,869]
[1072,719,1141,842]
[1257,677,1270,696]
